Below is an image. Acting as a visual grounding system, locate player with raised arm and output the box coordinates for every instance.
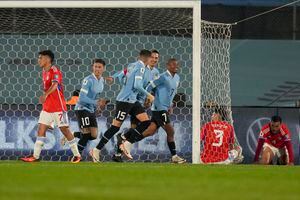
[89,49,154,162]
[254,115,294,165]
[200,108,242,164]
[61,59,108,156]
[112,49,160,162]
[21,50,81,163]
[118,58,186,163]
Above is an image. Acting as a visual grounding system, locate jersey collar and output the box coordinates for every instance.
[92,73,102,81]
[138,60,145,67]
[166,70,174,77]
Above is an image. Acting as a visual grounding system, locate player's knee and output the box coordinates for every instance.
[139,120,151,131]
[112,119,122,127]
[260,148,273,165]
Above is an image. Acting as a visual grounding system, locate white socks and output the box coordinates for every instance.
[33,137,46,159]
[68,138,81,157]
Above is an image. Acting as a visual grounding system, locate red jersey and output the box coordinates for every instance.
[259,123,291,149]
[200,121,234,163]
[42,66,67,112]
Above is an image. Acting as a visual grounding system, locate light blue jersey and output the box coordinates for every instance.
[116,60,150,103]
[75,74,104,113]
[136,66,160,104]
[147,70,180,111]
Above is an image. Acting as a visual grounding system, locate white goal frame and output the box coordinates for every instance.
[0,0,202,164]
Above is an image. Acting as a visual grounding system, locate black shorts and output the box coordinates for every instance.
[75,110,98,129]
[130,115,140,126]
[114,101,145,122]
[151,110,171,127]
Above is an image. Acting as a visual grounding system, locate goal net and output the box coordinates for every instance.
[0,6,240,163]
[200,21,243,164]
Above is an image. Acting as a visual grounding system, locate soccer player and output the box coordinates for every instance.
[112,49,160,162]
[118,58,186,163]
[61,59,108,156]
[20,50,81,163]
[254,116,294,165]
[200,109,239,164]
[89,49,154,162]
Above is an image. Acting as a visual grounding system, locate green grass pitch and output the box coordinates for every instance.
[0,161,299,200]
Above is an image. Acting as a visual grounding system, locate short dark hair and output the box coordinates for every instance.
[151,49,160,54]
[39,50,54,63]
[139,49,151,57]
[271,115,282,123]
[93,58,106,66]
[167,58,177,64]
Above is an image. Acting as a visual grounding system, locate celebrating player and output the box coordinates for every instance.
[254,115,294,165]
[89,49,154,162]
[200,109,241,164]
[112,49,160,162]
[118,58,186,163]
[61,59,108,156]
[21,50,81,163]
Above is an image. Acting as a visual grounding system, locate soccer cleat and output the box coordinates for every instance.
[171,155,186,164]
[112,154,123,162]
[71,156,81,163]
[119,140,133,160]
[20,156,39,162]
[89,148,101,163]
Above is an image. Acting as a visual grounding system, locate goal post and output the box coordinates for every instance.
[0,1,205,163]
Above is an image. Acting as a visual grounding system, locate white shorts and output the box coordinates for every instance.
[263,143,286,158]
[38,110,69,128]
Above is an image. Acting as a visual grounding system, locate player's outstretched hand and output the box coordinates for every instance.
[146,94,155,104]
[105,77,114,84]
[39,94,47,104]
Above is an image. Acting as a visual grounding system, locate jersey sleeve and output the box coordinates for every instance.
[111,70,126,84]
[51,67,61,84]
[79,78,97,106]
[146,75,166,92]
[281,124,292,141]
[134,66,150,96]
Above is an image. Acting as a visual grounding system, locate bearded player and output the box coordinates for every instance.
[89,49,155,162]
[200,109,242,164]
[111,49,160,162]
[21,50,81,163]
[118,58,186,163]
[254,115,294,165]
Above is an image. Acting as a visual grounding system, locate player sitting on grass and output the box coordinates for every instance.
[117,58,186,163]
[111,49,160,162]
[200,109,242,164]
[254,115,294,165]
[89,49,155,162]
[21,50,81,163]
[61,59,108,156]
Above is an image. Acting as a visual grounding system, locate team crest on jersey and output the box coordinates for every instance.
[54,74,58,79]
